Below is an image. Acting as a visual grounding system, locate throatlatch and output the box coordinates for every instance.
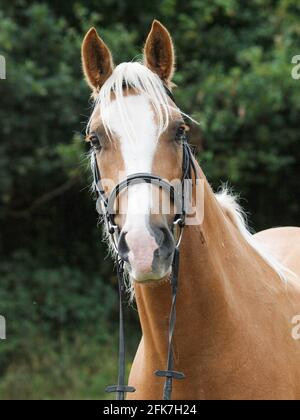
[90,85,197,400]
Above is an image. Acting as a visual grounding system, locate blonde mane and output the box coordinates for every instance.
[215,187,295,283]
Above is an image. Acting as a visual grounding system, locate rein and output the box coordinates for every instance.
[90,85,197,400]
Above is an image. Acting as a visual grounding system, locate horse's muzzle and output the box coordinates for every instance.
[118,225,175,282]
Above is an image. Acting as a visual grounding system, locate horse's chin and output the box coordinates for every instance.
[130,268,172,286]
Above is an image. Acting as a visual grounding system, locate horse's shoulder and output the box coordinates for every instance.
[254,227,300,280]
[254,226,300,243]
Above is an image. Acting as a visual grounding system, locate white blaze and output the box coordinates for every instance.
[102,94,158,231]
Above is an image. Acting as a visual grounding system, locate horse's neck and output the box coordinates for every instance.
[133,168,277,365]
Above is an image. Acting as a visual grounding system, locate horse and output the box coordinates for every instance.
[81,20,300,400]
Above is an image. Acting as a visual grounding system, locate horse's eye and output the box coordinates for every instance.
[175,125,186,142]
[89,133,101,149]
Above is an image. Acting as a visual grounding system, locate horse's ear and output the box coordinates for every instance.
[144,20,175,85]
[81,27,114,91]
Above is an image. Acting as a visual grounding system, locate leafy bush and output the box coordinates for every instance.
[0,251,138,400]
[0,251,116,367]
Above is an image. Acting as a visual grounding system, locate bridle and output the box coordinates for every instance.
[89,85,198,400]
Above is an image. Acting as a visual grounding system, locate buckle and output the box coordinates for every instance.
[155,370,185,380]
[105,385,136,394]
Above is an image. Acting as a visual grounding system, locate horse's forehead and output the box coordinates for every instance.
[93,89,180,136]
[103,94,156,137]
[109,95,158,175]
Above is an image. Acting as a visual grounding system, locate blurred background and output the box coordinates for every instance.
[0,0,299,399]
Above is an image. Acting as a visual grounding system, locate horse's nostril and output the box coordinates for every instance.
[154,247,173,261]
[118,231,129,262]
[153,226,175,261]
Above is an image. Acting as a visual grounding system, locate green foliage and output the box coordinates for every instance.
[0,333,129,400]
[0,0,299,399]
[0,251,113,371]
[0,250,136,399]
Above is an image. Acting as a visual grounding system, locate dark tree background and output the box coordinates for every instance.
[0,0,299,399]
